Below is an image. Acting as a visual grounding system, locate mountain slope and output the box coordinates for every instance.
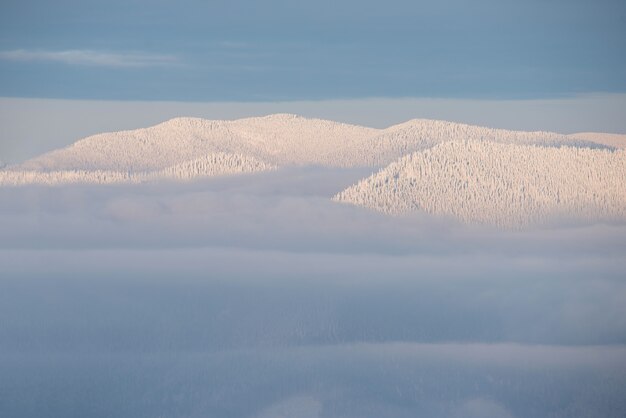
[361,119,604,167]
[14,115,602,174]
[0,152,274,186]
[334,141,626,227]
[16,114,379,172]
[144,152,276,181]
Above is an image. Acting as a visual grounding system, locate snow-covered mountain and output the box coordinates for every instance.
[10,114,603,174]
[334,141,626,227]
[0,152,275,186]
[13,114,377,172]
[1,114,623,226]
[362,118,605,166]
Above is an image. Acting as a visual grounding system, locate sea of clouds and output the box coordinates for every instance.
[1,167,625,418]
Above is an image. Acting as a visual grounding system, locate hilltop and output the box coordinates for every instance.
[9,114,602,175]
[334,141,626,227]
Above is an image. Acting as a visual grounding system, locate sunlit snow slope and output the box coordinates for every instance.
[1,114,622,227]
[0,153,274,186]
[335,141,626,227]
[8,114,603,173]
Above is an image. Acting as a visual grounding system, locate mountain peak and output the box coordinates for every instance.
[259,113,303,120]
[7,115,617,183]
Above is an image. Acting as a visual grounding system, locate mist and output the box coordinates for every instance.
[1,167,625,417]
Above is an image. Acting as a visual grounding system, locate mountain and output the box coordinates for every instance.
[13,114,377,172]
[11,114,603,172]
[334,141,626,227]
[0,114,615,189]
[0,153,274,186]
[144,152,275,182]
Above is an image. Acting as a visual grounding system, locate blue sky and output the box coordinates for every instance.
[1,0,626,164]
[1,0,625,101]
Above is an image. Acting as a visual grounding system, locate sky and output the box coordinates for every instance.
[1,0,626,164]
[0,0,625,101]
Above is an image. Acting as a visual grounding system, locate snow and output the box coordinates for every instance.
[334,141,626,227]
[2,114,623,226]
[10,114,604,175]
[0,152,274,186]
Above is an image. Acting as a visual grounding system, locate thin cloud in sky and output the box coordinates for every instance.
[0,49,179,68]
[1,0,625,100]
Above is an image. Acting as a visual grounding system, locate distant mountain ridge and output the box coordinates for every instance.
[1,114,623,227]
[9,114,605,174]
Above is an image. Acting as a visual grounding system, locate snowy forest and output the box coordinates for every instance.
[1,114,624,227]
[335,141,626,227]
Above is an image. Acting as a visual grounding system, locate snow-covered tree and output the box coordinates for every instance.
[335,141,626,227]
[14,114,606,174]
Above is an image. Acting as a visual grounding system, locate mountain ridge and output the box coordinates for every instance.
[334,141,626,227]
[9,114,607,174]
[3,114,623,227]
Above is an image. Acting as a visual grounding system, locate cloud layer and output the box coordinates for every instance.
[1,168,625,417]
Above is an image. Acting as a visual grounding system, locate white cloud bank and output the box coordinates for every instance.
[0,171,625,417]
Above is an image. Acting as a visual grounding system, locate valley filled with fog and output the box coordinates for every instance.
[1,161,625,417]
